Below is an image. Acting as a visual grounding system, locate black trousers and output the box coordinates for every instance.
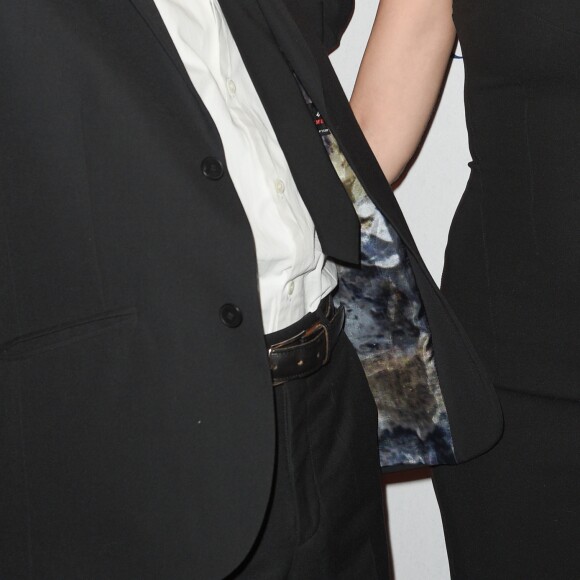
[434,387,580,579]
[229,316,389,579]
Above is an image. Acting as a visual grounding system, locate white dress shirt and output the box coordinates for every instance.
[152,0,337,333]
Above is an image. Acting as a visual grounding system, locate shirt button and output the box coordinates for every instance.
[219,303,243,328]
[201,157,224,180]
[227,79,237,95]
[274,179,285,196]
[287,281,295,296]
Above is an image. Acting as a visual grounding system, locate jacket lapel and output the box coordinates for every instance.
[127,0,223,143]
[128,0,191,88]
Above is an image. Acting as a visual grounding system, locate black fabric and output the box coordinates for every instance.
[281,0,354,52]
[434,2,580,575]
[433,387,580,579]
[1,4,276,578]
[0,0,501,577]
[229,333,389,579]
[445,0,580,400]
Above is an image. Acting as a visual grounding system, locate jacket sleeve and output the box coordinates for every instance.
[283,0,354,53]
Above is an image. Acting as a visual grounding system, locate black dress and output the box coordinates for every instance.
[433,0,580,577]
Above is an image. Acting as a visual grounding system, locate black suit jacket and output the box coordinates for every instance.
[0,1,501,578]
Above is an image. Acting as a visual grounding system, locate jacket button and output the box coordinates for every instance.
[219,304,243,328]
[201,157,224,180]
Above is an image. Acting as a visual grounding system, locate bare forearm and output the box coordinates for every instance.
[351,0,455,183]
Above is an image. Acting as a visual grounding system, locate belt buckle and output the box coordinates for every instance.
[304,320,330,365]
[267,329,306,359]
[268,329,306,387]
[268,320,330,387]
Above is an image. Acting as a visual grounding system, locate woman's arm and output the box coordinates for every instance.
[351,0,455,184]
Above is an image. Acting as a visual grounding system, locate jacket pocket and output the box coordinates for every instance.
[0,307,138,361]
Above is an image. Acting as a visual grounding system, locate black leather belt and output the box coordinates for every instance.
[267,298,345,387]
